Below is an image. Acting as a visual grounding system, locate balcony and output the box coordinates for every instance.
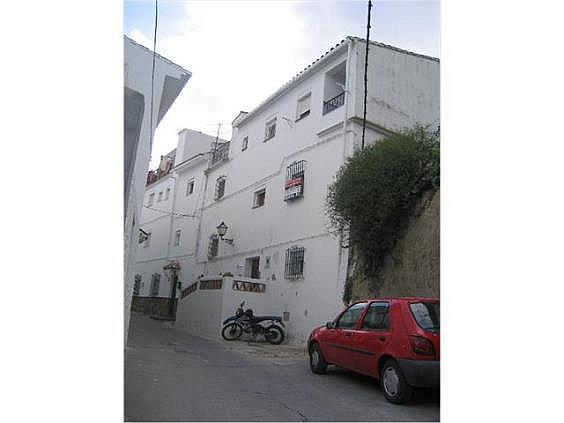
[322,91,345,115]
[210,142,230,166]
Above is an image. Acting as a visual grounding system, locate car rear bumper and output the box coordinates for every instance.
[397,359,440,388]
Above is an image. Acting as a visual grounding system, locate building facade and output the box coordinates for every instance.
[133,36,439,344]
[124,35,191,341]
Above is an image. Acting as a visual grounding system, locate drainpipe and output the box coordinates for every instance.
[165,174,178,315]
[194,155,211,268]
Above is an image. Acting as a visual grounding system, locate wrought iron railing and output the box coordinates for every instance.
[211,142,230,165]
[322,91,345,115]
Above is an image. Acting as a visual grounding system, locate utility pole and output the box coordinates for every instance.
[361,0,372,150]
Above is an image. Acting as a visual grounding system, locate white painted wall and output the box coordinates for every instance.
[124,36,190,342]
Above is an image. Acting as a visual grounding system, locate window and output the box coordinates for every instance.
[143,232,151,248]
[208,234,219,259]
[361,302,390,330]
[133,275,141,296]
[284,246,305,279]
[148,193,155,206]
[164,187,170,200]
[241,136,248,151]
[245,256,261,279]
[284,160,305,201]
[296,93,311,121]
[174,229,181,246]
[186,180,195,195]
[215,176,226,200]
[157,191,163,202]
[150,273,161,297]
[264,117,276,141]
[410,302,440,333]
[253,188,266,208]
[336,302,368,329]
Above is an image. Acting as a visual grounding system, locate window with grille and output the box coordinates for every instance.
[215,176,226,200]
[164,187,170,200]
[186,179,194,195]
[148,193,155,206]
[133,275,141,296]
[242,136,248,151]
[150,273,161,297]
[174,229,181,246]
[284,246,305,279]
[158,191,163,202]
[284,160,305,201]
[208,234,219,260]
[264,117,276,141]
[296,93,311,121]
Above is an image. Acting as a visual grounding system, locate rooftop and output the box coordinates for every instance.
[235,36,439,128]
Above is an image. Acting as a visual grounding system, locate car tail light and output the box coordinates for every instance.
[409,336,435,356]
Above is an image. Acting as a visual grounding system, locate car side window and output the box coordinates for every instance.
[336,302,368,329]
[361,302,390,331]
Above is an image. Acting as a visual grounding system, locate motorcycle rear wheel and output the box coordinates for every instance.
[221,323,243,341]
[265,325,285,345]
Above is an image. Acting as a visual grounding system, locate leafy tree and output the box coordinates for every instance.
[326,126,439,302]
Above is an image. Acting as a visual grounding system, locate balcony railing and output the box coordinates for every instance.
[210,142,230,166]
[322,91,345,115]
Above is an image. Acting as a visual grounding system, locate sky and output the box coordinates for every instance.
[124,0,440,168]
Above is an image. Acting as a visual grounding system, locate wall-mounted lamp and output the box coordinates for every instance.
[216,221,234,245]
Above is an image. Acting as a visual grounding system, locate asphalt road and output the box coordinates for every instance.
[125,314,439,422]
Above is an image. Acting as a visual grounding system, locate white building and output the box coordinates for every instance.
[132,129,228,317]
[133,36,439,344]
[124,35,191,341]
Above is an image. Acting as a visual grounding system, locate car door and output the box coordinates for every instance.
[325,302,368,369]
[354,301,392,377]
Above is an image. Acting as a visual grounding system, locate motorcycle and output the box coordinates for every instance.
[221,301,285,345]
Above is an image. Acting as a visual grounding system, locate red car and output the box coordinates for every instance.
[307,298,439,404]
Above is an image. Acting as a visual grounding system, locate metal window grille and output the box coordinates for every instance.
[284,160,305,201]
[215,176,226,200]
[164,188,170,200]
[208,234,219,260]
[211,142,230,165]
[133,275,141,296]
[285,246,305,280]
[150,273,161,296]
[242,136,248,151]
[174,230,181,246]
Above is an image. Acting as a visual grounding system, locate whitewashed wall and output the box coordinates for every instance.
[124,36,190,342]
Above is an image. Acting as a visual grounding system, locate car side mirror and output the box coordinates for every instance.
[326,321,336,329]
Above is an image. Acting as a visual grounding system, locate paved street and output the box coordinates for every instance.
[125,314,439,422]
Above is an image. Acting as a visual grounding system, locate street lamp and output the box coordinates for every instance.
[216,221,234,245]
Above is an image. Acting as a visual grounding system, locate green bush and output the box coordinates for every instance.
[326,126,439,302]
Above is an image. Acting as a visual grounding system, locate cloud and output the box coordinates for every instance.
[127,1,439,167]
[129,1,317,167]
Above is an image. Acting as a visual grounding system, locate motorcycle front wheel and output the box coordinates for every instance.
[265,325,285,345]
[221,323,243,341]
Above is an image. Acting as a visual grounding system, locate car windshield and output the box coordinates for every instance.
[409,302,440,333]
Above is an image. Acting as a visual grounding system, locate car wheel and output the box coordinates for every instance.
[380,359,414,404]
[309,342,328,374]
